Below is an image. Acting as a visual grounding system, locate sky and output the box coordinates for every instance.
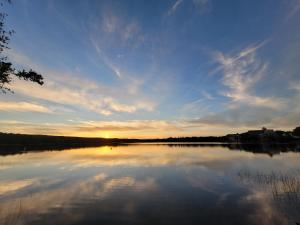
[0,0,300,138]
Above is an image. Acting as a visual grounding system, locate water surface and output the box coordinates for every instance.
[0,144,300,225]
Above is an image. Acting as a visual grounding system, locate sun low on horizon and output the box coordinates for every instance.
[0,0,300,138]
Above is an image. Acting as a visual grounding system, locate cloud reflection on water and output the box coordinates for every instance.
[0,145,300,225]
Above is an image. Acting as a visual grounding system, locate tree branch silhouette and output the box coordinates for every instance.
[0,0,43,93]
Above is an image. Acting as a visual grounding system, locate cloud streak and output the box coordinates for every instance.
[286,0,300,20]
[166,0,212,17]
[182,42,300,132]
[214,43,284,109]
[6,50,155,116]
[167,0,184,16]
[0,119,184,138]
[0,101,52,113]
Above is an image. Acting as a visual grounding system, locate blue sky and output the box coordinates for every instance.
[0,0,300,138]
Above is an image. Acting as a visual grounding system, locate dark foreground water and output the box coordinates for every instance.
[0,144,300,225]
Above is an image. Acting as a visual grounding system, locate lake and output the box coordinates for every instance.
[0,144,300,225]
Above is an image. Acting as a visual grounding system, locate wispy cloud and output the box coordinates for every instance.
[97,7,144,47]
[90,16,144,80]
[0,119,183,138]
[90,37,123,79]
[214,43,284,109]
[180,42,300,132]
[286,0,300,20]
[202,90,215,100]
[102,10,119,33]
[0,101,52,113]
[166,0,212,17]
[10,78,154,116]
[122,21,140,41]
[0,179,38,195]
[167,0,184,16]
[6,50,155,116]
[192,0,212,14]
[182,98,205,112]
[181,78,300,132]
[75,120,180,132]
[184,80,300,132]
[289,81,300,92]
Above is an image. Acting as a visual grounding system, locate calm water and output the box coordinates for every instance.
[0,144,300,225]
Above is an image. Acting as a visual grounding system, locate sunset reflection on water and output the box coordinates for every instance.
[0,144,300,225]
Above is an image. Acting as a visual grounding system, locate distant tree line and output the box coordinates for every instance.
[1,127,299,154]
[293,127,300,137]
[226,127,300,143]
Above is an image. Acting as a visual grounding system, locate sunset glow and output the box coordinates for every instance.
[0,0,299,138]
